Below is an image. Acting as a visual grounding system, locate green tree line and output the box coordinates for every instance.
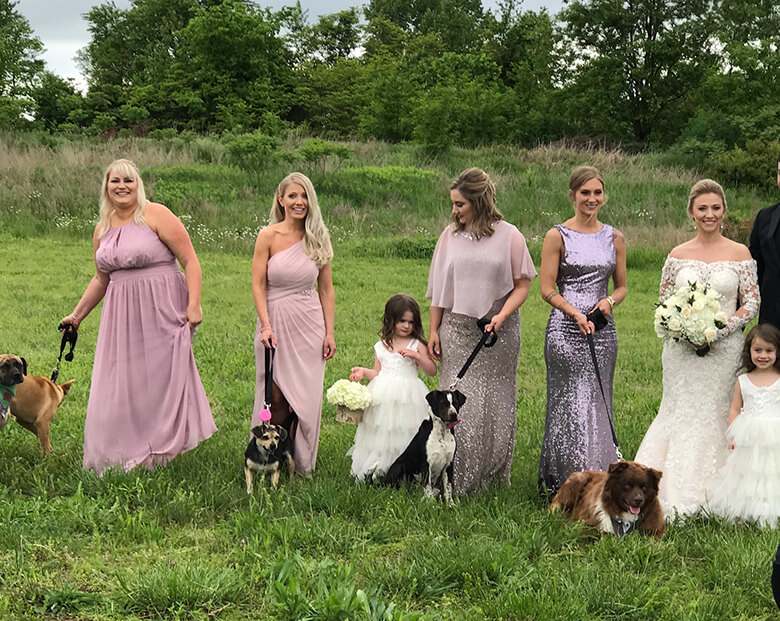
[2,0,779,186]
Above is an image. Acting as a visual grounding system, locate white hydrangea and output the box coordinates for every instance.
[326,379,372,410]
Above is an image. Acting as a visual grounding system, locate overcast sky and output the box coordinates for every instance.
[17,0,562,90]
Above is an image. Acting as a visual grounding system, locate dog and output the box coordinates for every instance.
[550,460,665,539]
[1,355,75,454]
[244,415,296,492]
[384,389,466,504]
[0,355,27,431]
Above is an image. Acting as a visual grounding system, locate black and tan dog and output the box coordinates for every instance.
[384,389,466,504]
[551,460,666,539]
[244,419,295,492]
[1,354,74,454]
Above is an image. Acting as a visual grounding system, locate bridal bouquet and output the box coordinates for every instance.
[654,281,727,356]
[326,379,372,424]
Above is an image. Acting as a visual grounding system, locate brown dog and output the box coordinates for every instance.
[0,354,27,431]
[0,355,74,454]
[551,461,666,539]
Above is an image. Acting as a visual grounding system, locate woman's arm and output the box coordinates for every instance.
[317,262,336,360]
[60,225,110,330]
[486,277,531,333]
[592,228,628,316]
[428,306,443,360]
[540,228,593,335]
[147,203,203,328]
[252,229,275,348]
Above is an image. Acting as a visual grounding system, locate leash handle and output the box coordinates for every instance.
[448,320,498,389]
[51,324,78,382]
[586,332,623,460]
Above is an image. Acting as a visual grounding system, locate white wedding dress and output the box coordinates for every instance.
[634,257,759,520]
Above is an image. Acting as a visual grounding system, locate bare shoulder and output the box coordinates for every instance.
[142,202,174,229]
[668,240,693,259]
[543,227,563,245]
[723,239,752,261]
[612,228,626,246]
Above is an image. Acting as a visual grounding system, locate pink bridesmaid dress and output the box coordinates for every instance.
[251,240,326,476]
[83,222,217,474]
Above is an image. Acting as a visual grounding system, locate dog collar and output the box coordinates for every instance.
[0,383,17,425]
[447,419,461,430]
[611,514,641,537]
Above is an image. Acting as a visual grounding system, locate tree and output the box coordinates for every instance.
[0,0,44,125]
[31,72,84,130]
[560,0,719,144]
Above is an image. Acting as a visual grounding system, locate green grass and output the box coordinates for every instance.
[1,234,778,620]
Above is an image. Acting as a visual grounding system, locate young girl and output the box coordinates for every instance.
[709,323,780,527]
[348,294,437,480]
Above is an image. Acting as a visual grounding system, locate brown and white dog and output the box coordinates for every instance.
[0,354,74,454]
[551,461,666,539]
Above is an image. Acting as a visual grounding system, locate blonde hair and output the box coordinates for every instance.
[96,159,148,238]
[687,179,727,215]
[450,167,503,238]
[569,166,605,196]
[271,172,333,267]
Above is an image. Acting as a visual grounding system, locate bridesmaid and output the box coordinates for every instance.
[251,172,336,477]
[538,166,627,497]
[427,167,537,496]
[60,159,216,474]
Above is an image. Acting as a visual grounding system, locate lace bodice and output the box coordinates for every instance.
[738,375,780,418]
[374,339,422,379]
[659,257,760,338]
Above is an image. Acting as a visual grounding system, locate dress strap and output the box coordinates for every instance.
[407,338,419,351]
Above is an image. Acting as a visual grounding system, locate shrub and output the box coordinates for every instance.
[712,139,780,190]
[224,131,281,170]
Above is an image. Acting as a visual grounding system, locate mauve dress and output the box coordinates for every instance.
[538,224,620,496]
[83,222,217,474]
[427,221,537,496]
[251,240,326,476]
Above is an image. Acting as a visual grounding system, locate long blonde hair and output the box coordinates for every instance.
[270,172,333,267]
[450,167,503,238]
[96,159,148,238]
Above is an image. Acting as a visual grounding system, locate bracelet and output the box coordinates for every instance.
[607,295,616,309]
[544,291,560,303]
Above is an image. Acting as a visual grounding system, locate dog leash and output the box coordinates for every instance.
[586,332,623,460]
[51,323,78,382]
[448,318,497,390]
[257,346,275,423]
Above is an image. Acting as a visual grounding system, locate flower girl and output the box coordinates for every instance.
[709,323,780,527]
[348,294,437,480]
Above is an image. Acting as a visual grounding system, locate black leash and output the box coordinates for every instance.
[586,331,623,460]
[449,318,497,389]
[51,323,78,382]
[257,346,275,423]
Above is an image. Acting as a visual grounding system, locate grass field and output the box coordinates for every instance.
[1,135,778,619]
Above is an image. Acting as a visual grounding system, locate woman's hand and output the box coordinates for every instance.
[323,334,336,360]
[574,312,595,335]
[349,367,366,381]
[727,440,735,450]
[59,313,81,332]
[428,332,441,361]
[485,313,506,333]
[260,325,276,349]
[186,303,202,329]
[590,298,613,317]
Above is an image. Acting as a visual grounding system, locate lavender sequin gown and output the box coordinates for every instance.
[538,224,620,495]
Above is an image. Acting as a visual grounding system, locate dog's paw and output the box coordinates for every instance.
[424,486,441,499]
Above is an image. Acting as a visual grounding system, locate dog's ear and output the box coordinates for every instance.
[425,391,440,410]
[646,467,663,488]
[277,427,288,441]
[250,426,263,437]
[20,357,27,375]
[608,461,629,474]
[452,390,466,410]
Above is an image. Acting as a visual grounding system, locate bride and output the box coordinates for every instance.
[634,179,759,520]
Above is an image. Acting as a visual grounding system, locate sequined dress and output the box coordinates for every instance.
[538,224,620,496]
[634,258,759,520]
[708,374,780,528]
[349,338,431,480]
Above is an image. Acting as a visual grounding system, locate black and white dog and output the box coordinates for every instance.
[244,414,296,492]
[384,389,466,504]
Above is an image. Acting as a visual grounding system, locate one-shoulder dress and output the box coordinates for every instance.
[251,240,326,476]
[83,222,216,474]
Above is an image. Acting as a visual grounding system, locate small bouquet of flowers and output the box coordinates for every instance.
[326,379,372,424]
[654,280,728,356]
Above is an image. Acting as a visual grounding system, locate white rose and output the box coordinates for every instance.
[693,298,706,311]
[704,327,717,342]
[680,305,693,319]
[668,318,682,333]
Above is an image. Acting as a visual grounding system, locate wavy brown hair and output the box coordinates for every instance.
[380,294,427,350]
[742,324,780,372]
[450,167,503,238]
